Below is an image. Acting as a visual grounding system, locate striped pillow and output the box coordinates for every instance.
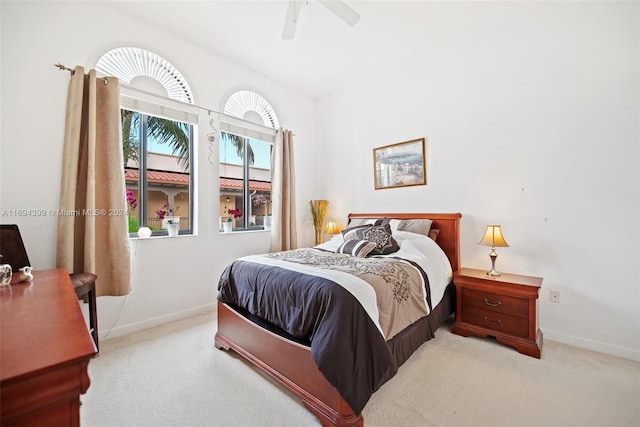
[335,240,377,258]
[341,224,371,240]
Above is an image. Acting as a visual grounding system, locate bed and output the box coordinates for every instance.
[215,212,461,426]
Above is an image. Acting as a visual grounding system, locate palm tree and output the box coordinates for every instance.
[221,131,255,165]
[121,110,139,165]
[122,112,256,169]
[147,117,190,169]
[121,109,190,170]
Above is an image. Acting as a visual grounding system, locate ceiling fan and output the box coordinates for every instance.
[282,0,361,40]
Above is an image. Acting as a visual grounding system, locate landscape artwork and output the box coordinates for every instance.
[373,138,426,190]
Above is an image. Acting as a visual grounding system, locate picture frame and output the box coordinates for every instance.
[373,138,426,190]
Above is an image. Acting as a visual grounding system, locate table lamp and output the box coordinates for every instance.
[478,225,509,276]
[325,221,340,237]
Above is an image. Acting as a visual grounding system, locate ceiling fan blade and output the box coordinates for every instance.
[282,0,301,40]
[318,0,360,26]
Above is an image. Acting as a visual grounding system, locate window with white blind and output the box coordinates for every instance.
[96,47,196,236]
[219,91,279,232]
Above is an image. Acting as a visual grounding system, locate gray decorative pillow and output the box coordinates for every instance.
[397,219,433,237]
[373,217,391,227]
[346,218,376,228]
[350,224,399,256]
[342,224,371,241]
[335,240,377,258]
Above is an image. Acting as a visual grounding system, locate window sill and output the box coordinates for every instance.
[129,233,195,240]
[219,229,271,235]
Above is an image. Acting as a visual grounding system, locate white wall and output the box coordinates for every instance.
[317,2,639,360]
[1,2,638,361]
[0,2,317,338]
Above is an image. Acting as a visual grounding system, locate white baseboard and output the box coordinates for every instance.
[542,328,640,362]
[101,302,217,341]
[99,307,639,362]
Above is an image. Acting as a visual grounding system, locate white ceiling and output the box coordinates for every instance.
[108,1,438,99]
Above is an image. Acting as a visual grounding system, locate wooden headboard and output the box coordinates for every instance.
[347,212,462,271]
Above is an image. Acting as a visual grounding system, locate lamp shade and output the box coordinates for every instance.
[325,221,340,235]
[478,225,509,247]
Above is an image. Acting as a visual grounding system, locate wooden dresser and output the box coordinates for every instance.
[1,269,97,426]
[451,268,543,358]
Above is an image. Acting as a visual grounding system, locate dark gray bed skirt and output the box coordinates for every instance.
[388,281,456,368]
[225,281,456,365]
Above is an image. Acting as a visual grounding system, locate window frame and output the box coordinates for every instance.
[122,100,197,238]
[219,131,273,232]
[219,90,279,234]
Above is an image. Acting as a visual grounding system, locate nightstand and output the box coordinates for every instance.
[451,268,543,358]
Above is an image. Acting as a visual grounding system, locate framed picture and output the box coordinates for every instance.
[373,138,426,190]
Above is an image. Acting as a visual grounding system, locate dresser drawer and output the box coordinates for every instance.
[461,306,529,338]
[461,288,528,319]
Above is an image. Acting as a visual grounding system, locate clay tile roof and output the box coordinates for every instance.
[124,169,190,185]
[125,169,271,191]
[219,178,271,191]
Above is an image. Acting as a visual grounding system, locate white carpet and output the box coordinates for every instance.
[81,312,640,427]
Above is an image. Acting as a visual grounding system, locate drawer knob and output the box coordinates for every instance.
[483,316,502,325]
[484,298,502,307]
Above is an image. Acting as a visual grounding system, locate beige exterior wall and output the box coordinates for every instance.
[126,153,190,230]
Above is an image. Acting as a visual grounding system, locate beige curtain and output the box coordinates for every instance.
[270,128,297,251]
[57,66,131,296]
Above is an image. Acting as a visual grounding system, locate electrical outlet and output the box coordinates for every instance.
[550,290,560,303]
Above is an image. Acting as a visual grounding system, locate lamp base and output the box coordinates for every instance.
[486,248,501,277]
[486,268,502,277]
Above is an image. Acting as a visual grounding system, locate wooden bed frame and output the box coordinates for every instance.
[215,212,461,426]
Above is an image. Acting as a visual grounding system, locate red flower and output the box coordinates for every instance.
[227,208,242,221]
[156,204,168,220]
[156,204,179,221]
[126,190,138,211]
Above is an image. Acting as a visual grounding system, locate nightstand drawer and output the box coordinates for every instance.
[461,306,529,338]
[452,268,543,358]
[461,288,528,319]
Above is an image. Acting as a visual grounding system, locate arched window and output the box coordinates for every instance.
[223,90,279,129]
[96,47,195,237]
[219,90,279,232]
[96,47,193,103]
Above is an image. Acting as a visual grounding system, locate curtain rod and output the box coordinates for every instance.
[54,63,74,73]
[54,63,287,136]
[55,63,109,85]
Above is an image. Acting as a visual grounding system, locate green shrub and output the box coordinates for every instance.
[128,216,139,233]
